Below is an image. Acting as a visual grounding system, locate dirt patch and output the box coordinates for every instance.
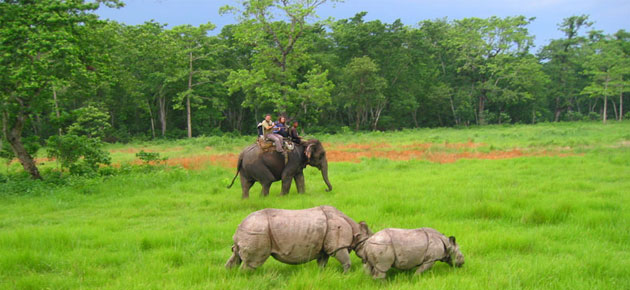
[326,148,574,164]
[329,142,392,151]
[109,146,185,154]
[613,140,630,148]
[128,153,238,170]
[116,141,574,170]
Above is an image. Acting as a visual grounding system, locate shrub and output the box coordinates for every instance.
[136,150,167,165]
[564,111,584,121]
[67,105,111,139]
[586,112,601,121]
[46,134,111,176]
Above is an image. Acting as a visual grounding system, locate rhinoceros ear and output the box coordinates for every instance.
[449,236,457,245]
[359,221,372,235]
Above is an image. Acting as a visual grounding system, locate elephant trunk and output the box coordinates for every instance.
[321,159,332,192]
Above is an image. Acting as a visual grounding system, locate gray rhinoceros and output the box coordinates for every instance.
[356,227,464,279]
[225,205,372,272]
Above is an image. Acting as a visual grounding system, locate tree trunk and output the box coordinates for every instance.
[52,86,62,136]
[611,99,618,121]
[147,99,156,139]
[187,51,193,138]
[603,78,609,124]
[158,94,167,137]
[412,109,419,128]
[477,95,486,125]
[554,96,562,122]
[449,95,458,125]
[619,85,623,121]
[2,110,41,180]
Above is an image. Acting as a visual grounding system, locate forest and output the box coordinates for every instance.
[1,0,629,179]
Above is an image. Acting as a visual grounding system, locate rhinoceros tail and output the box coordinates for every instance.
[227,156,243,189]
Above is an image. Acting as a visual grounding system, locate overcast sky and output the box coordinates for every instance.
[96,0,630,51]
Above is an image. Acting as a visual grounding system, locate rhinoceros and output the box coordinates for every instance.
[225,205,372,272]
[356,227,464,279]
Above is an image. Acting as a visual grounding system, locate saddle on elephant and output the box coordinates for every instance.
[256,138,295,153]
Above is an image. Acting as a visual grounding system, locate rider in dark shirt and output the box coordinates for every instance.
[288,121,301,144]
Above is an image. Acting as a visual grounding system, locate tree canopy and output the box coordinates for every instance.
[1,0,629,179]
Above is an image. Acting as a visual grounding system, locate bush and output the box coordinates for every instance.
[46,134,111,176]
[586,112,601,121]
[67,105,111,139]
[486,111,512,124]
[136,150,167,165]
[564,111,584,121]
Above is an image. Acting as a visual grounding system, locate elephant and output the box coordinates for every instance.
[224,205,373,272]
[356,227,464,279]
[227,139,332,198]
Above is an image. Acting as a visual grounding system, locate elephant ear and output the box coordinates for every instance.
[305,143,313,160]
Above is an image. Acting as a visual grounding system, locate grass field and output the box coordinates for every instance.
[1,121,629,289]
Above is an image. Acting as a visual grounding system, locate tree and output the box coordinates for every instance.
[0,0,121,179]
[613,30,630,121]
[338,56,387,130]
[169,23,221,138]
[582,34,629,123]
[539,15,593,121]
[221,0,337,121]
[451,16,537,124]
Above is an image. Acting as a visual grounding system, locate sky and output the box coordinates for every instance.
[95,0,630,51]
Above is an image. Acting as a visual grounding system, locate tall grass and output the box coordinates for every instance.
[1,121,629,289]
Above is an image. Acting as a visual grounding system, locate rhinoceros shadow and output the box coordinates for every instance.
[383,263,457,281]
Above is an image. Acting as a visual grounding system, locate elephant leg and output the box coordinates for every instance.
[415,261,435,275]
[333,250,352,273]
[317,253,329,268]
[240,175,254,199]
[261,183,272,197]
[280,175,292,195]
[294,173,305,194]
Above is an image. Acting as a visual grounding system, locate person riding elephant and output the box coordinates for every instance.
[227,139,332,198]
[273,116,288,138]
[261,114,283,153]
[288,121,301,144]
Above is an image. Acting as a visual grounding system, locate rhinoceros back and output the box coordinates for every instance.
[386,228,430,270]
[266,208,328,264]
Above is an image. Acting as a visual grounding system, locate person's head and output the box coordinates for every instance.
[278,116,286,124]
[292,121,298,128]
[264,114,271,121]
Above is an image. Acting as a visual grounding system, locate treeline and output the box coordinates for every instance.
[1,1,629,179]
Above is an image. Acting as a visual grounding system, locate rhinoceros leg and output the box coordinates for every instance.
[333,250,351,273]
[236,235,271,270]
[225,245,242,269]
[317,253,329,268]
[415,261,435,275]
[366,243,395,279]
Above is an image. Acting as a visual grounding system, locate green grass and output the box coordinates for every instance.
[1,121,630,289]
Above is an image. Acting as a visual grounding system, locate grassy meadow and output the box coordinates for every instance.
[1,121,629,289]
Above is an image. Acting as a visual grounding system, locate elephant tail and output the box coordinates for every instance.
[227,156,242,189]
